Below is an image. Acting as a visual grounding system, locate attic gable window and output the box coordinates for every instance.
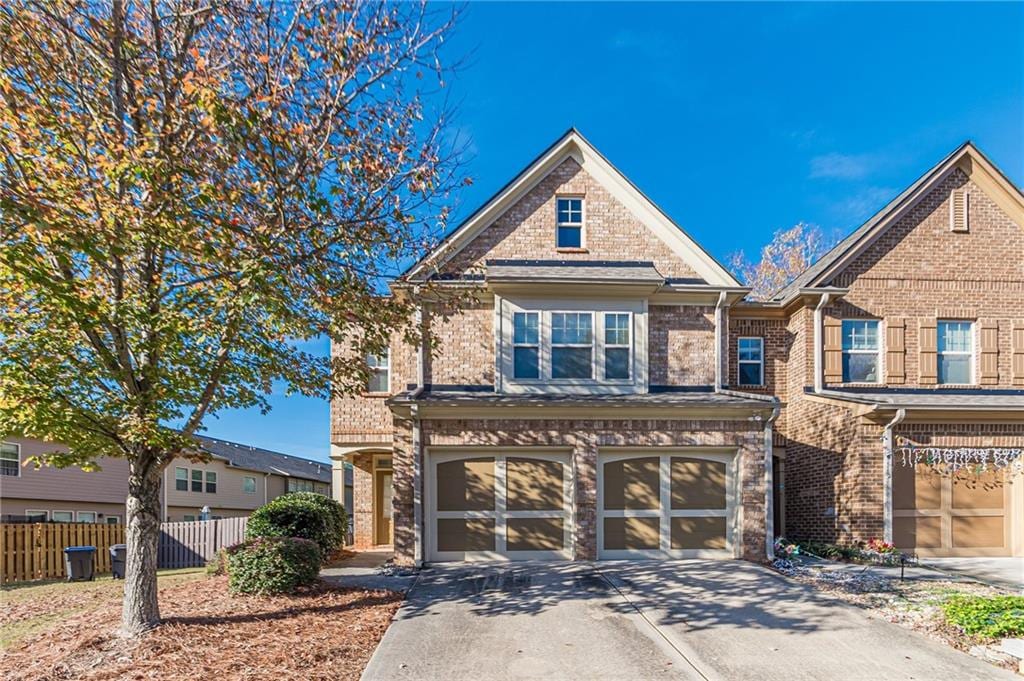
[556,197,583,249]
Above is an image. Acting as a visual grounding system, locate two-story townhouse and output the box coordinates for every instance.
[1,434,335,523]
[332,129,781,564]
[735,141,1024,558]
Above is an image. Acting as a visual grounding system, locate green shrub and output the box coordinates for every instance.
[225,537,322,595]
[246,492,347,558]
[941,595,1024,640]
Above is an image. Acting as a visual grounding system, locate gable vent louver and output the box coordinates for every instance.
[950,188,969,233]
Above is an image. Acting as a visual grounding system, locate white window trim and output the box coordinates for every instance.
[737,337,764,386]
[1,441,21,477]
[51,510,74,523]
[174,466,189,491]
[499,298,645,394]
[426,448,574,562]
[937,320,975,385]
[243,476,257,495]
[841,319,883,385]
[190,468,203,492]
[550,310,596,381]
[596,449,738,560]
[366,349,391,395]
[106,515,121,524]
[603,312,632,380]
[512,311,541,379]
[76,511,97,523]
[25,509,49,522]
[555,195,585,249]
[205,470,218,494]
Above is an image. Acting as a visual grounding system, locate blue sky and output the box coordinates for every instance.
[198,2,1024,463]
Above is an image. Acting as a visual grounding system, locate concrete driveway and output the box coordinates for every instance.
[923,557,1023,592]
[362,560,1014,681]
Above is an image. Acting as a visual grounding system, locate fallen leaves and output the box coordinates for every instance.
[1,575,402,681]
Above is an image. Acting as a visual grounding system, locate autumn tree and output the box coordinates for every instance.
[729,223,836,300]
[0,0,463,635]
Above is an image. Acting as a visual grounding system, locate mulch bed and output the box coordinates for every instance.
[1,576,403,681]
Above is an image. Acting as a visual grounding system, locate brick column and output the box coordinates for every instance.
[351,453,375,550]
[573,431,599,561]
[391,415,416,565]
[739,435,767,561]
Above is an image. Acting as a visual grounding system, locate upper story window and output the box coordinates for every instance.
[556,197,583,249]
[205,471,217,493]
[1,442,20,477]
[738,337,764,386]
[175,467,188,491]
[243,476,257,494]
[552,312,593,379]
[367,349,390,394]
[191,469,203,492]
[513,312,540,379]
[604,313,631,379]
[938,320,973,384]
[842,320,880,383]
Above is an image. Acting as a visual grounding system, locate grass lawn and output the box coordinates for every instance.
[1,569,402,680]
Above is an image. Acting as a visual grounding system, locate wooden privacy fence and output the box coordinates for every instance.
[158,516,248,569]
[1,517,249,583]
[1,523,125,583]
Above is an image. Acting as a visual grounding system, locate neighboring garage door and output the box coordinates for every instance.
[893,463,1011,557]
[428,451,572,561]
[598,451,736,559]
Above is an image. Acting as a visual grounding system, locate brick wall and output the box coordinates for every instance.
[727,316,791,399]
[391,417,767,565]
[350,453,375,549]
[648,305,716,386]
[442,158,701,279]
[424,300,494,386]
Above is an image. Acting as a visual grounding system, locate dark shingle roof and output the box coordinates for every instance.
[810,387,1024,411]
[192,434,332,483]
[486,259,666,284]
[391,387,772,410]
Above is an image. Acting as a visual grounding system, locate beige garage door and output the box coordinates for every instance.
[893,463,1011,557]
[598,451,736,559]
[428,451,572,561]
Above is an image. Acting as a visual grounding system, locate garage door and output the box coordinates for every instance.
[894,463,1011,557]
[428,452,572,561]
[598,451,736,559]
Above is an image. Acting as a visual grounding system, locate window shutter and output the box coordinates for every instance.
[979,320,999,385]
[919,318,937,384]
[886,318,905,384]
[1013,321,1024,386]
[823,317,843,384]
[950,189,969,232]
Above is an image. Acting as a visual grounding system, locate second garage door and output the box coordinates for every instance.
[598,451,736,559]
[428,451,572,561]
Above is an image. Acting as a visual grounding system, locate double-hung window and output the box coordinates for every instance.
[551,312,593,379]
[77,511,97,523]
[175,467,188,491]
[243,476,257,495]
[841,320,880,383]
[604,313,631,379]
[938,320,973,384]
[555,197,583,249]
[191,469,203,492]
[738,337,764,386]
[205,471,217,493]
[1,442,19,477]
[52,511,73,523]
[513,312,540,379]
[367,349,390,393]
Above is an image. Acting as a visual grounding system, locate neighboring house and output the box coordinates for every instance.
[330,129,1024,564]
[1,434,332,523]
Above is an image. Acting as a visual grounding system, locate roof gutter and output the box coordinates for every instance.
[882,408,907,544]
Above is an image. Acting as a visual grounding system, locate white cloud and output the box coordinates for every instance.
[809,152,878,180]
[831,185,897,223]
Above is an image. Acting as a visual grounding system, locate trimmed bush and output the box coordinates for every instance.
[942,595,1024,640]
[225,537,322,595]
[246,492,347,558]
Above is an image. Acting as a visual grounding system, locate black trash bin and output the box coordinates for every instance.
[109,544,127,579]
[63,545,96,581]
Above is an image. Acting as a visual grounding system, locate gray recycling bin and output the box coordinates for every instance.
[63,545,96,581]
[109,544,127,579]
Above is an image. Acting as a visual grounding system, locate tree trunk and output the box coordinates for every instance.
[121,454,164,637]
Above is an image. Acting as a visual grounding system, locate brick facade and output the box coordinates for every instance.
[648,305,716,386]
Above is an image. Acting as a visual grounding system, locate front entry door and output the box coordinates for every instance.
[376,471,393,545]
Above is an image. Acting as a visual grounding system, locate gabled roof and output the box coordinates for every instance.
[193,434,332,483]
[772,141,1024,303]
[405,128,740,287]
[486,259,666,285]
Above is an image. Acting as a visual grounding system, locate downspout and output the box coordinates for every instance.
[714,291,727,392]
[412,289,425,567]
[264,472,270,505]
[882,408,907,545]
[763,400,781,560]
[812,293,832,394]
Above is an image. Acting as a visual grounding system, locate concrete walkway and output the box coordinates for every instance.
[922,557,1023,592]
[362,560,1015,681]
[320,550,417,592]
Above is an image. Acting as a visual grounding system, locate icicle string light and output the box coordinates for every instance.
[895,437,1023,473]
